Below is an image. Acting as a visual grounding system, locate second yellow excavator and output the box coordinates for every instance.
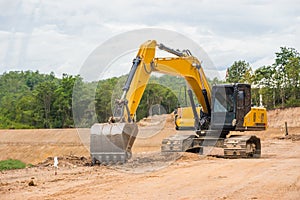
[90,40,267,164]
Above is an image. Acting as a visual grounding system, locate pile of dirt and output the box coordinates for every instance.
[37,155,91,168]
[275,134,300,141]
[137,114,174,127]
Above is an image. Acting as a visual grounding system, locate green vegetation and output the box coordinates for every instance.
[0,71,187,128]
[0,46,298,128]
[0,159,26,170]
[0,71,80,128]
[226,47,300,109]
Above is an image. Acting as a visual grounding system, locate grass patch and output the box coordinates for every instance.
[0,159,26,171]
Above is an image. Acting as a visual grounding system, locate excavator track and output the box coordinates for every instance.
[161,134,261,159]
[161,135,196,152]
[223,135,261,158]
[161,132,224,154]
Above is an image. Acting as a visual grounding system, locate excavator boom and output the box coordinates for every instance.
[114,40,212,123]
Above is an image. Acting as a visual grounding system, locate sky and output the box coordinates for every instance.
[0,0,299,80]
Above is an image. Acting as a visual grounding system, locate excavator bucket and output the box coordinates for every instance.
[90,123,138,164]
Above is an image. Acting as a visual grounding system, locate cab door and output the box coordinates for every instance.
[235,84,251,129]
[211,85,235,130]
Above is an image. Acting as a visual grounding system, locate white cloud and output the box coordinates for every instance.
[0,0,299,79]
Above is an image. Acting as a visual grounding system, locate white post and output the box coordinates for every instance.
[54,157,58,175]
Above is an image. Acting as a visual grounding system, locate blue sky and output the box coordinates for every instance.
[0,0,299,79]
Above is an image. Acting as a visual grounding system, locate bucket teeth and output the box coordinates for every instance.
[90,123,138,164]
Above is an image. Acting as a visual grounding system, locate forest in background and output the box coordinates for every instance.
[0,46,299,129]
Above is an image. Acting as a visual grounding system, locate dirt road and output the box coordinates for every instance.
[1,137,299,200]
[0,108,300,199]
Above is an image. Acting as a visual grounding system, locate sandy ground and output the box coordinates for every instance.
[0,108,300,199]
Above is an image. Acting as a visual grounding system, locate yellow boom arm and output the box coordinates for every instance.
[116,40,211,122]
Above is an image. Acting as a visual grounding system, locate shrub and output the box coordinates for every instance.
[0,159,26,170]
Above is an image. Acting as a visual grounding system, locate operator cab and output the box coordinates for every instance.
[210,83,251,131]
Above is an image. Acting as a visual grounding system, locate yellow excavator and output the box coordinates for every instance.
[90,40,267,164]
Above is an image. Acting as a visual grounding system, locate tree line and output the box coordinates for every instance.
[0,46,298,129]
[0,71,184,129]
[0,71,79,128]
[226,47,300,109]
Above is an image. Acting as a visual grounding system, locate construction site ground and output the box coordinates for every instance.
[0,107,300,199]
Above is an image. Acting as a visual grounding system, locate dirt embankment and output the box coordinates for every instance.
[268,107,300,128]
[0,129,90,165]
